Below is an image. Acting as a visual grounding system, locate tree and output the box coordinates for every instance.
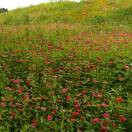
[0,8,8,13]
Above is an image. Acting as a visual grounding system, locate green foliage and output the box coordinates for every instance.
[0,0,132,131]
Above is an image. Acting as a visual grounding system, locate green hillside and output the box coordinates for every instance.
[0,0,132,25]
[0,0,132,131]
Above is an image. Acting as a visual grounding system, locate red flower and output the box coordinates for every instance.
[74,100,80,108]
[92,118,100,124]
[77,107,81,113]
[115,97,124,103]
[92,79,99,84]
[66,95,71,102]
[119,116,127,123]
[23,95,29,102]
[92,93,102,98]
[25,80,30,86]
[47,115,52,121]
[108,61,113,65]
[81,89,87,95]
[72,111,80,116]
[17,87,24,95]
[51,110,56,115]
[10,79,20,84]
[31,119,38,128]
[100,126,108,132]
[102,113,110,118]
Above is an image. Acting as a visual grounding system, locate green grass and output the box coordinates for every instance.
[0,0,132,131]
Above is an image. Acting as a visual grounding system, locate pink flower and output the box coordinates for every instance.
[119,116,127,123]
[92,118,100,124]
[1,97,7,101]
[47,115,52,121]
[0,103,6,107]
[10,79,20,84]
[5,87,14,91]
[31,119,38,128]
[92,93,102,98]
[100,103,109,108]
[102,113,110,118]
[66,95,71,102]
[115,97,124,103]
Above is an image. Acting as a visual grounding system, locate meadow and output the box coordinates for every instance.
[0,0,132,131]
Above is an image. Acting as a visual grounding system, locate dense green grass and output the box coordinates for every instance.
[0,0,132,131]
[0,0,132,26]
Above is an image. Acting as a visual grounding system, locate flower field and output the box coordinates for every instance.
[0,0,132,131]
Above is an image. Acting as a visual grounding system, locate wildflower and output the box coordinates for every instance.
[77,107,81,113]
[25,80,30,86]
[70,118,77,122]
[47,115,52,121]
[10,79,20,84]
[74,100,80,108]
[100,103,109,108]
[92,118,100,124]
[51,110,56,115]
[119,116,127,123]
[1,97,7,101]
[108,61,113,65]
[9,97,15,101]
[100,126,108,132]
[61,88,69,94]
[17,87,24,95]
[123,64,129,70]
[102,113,110,118]
[23,95,29,102]
[31,119,38,128]
[66,95,71,102]
[92,93,102,98]
[0,103,6,107]
[115,97,124,103]
[92,79,99,84]
[72,111,80,116]
[9,103,16,108]
[10,111,16,119]
[5,87,14,91]
[81,89,87,95]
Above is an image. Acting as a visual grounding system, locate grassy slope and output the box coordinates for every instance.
[0,0,132,25]
[0,0,132,131]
